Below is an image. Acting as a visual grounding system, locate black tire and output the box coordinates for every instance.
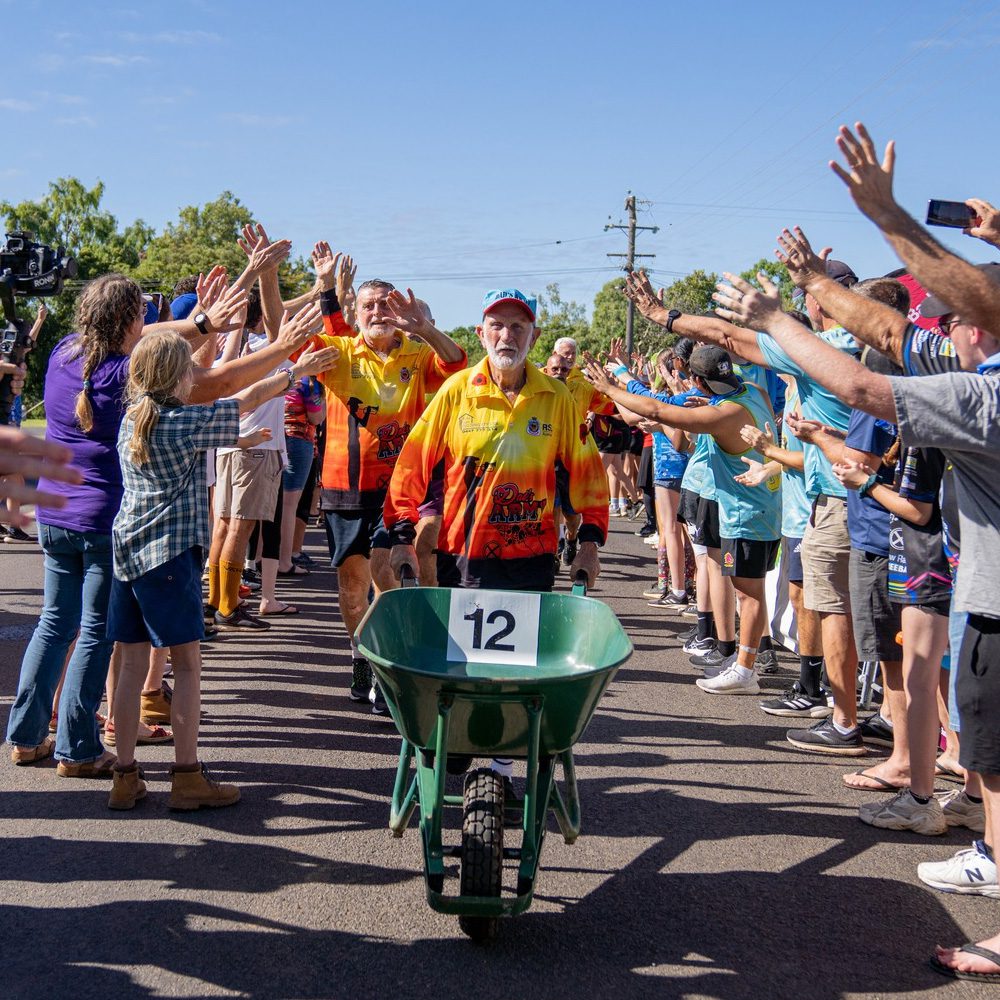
[458,767,504,943]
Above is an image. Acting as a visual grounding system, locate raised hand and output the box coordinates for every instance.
[276,302,325,353]
[965,198,1000,249]
[623,269,669,325]
[776,227,832,290]
[740,420,775,454]
[206,282,249,334]
[196,265,228,311]
[312,241,342,291]
[832,457,874,489]
[581,355,615,394]
[606,336,628,367]
[734,456,774,488]
[384,288,433,335]
[292,342,341,378]
[829,122,899,225]
[713,272,783,328]
[785,410,824,443]
[336,253,357,300]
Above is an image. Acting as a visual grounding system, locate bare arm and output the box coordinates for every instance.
[237,224,284,341]
[714,272,898,423]
[776,227,907,363]
[831,123,1000,335]
[832,458,932,526]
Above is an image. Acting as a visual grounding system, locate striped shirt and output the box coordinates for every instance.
[113,400,240,581]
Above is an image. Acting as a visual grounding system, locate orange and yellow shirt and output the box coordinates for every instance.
[385,358,609,561]
[314,293,466,509]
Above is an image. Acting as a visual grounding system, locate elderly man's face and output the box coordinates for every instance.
[478,304,537,371]
[555,343,577,365]
[545,355,572,381]
[357,286,396,339]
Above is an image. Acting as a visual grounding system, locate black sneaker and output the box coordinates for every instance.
[678,624,698,645]
[370,680,390,717]
[859,713,894,748]
[562,537,577,567]
[648,591,690,611]
[635,523,656,538]
[690,646,725,667]
[756,648,779,674]
[214,606,271,631]
[786,717,866,756]
[3,525,34,543]
[350,658,372,702]
[240,575,261,593]
[203,602,218,624]
[759,683,832,718]
[292,552,315,567]
[627,501,645,521]
[683,636,716,656]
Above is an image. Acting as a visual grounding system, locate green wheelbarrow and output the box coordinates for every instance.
[355,575,632,942]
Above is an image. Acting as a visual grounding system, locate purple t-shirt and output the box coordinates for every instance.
[36,335,130,535]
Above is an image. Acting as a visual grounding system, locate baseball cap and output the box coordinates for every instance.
[918,262,1000,320]
[482,288,537,322]
[689,345,742,395]
[170,292,199,321]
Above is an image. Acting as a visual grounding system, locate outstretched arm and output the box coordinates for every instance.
[831,122,1000,334]
[776,226,907,363]
[715,272,897,422]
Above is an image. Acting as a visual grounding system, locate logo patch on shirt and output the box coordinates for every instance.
[458,413,502,434]
[527,417,540,436]
[471,373,488,387]
[400,366,411,383]
[723,551,735,569]
[351,364,363,379]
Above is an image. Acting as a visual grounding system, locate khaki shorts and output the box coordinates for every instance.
[214,450,283,521]
[800,494,851,614]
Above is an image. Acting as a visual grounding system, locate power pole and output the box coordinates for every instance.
[606,192,658,356]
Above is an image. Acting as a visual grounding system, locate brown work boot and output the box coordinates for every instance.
[108,763,146,810]
[168,763,240,811]
[140,683,172,725]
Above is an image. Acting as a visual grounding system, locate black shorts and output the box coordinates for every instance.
[637,445,654,492]
[957,614,1000,775]
[323,508,391,567]
[784,535,804,584]
[689,496,721,550]
[677,488,700,527]
[628,428,644,456]
[437,552,555,592]
[721,537,780,579]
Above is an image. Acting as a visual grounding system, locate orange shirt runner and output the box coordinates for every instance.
[313,291,466,510]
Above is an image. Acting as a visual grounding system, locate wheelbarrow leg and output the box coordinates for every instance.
[418,695,453,894]
[516,699,555,898]
[551,748,582,844]
[389,739,418,837]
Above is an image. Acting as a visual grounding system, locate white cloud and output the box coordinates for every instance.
[0,98,34,111]
[55,115,98,127]
[84,54,150,67]
[121,29,221,44]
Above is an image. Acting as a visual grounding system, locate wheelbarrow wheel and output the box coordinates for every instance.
[458,767,504,943]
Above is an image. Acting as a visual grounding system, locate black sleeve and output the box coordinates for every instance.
[902,322,961,377]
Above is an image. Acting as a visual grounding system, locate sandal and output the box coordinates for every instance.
[105,721,173,747]
[277,566,309,577]
[931,943,1000,983]
[935,757,964,782]
[56,750,117,778]
[11,736,55,766]
[842,768,909,792]
[260,602,300,616]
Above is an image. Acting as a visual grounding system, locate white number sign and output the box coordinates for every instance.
[446,591,541,666]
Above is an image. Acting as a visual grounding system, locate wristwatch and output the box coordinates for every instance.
[192,311,211,336]
[280,368,296,390]
[665,309,682,333]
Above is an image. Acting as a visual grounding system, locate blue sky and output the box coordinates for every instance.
[3,0,999,328]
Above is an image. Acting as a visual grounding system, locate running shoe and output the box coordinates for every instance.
[683,636,716,657]
[648,591,690,611]
[786,717,866,756]
[917,841,999,897]
[759,684,832,718]
[350,658,372,702]
[635,523,657,537]
[696,664,759,695]
[3,525,34,543]
[690,647,725,667]
[937,789,987,833]
[642,582,667,600]
[562,537,578,566]
[858,790,947,836]
[858,713,894,748]
[370,681,390,717]
[755,648,779,674]
[214,606,271,631]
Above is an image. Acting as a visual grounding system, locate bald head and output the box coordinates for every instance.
[544,353,572,381]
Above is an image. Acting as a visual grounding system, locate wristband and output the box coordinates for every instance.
[612,364,630,379]
[279,368,295,390]
[857,473,878,498]
[739,645,757,655]
[665,309,682,333]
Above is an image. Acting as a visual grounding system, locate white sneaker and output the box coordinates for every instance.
[644,534,658,547]
[937,789,987,833]
[858,790,947,836]
[696,664,759,695]
[917,841,1000,898]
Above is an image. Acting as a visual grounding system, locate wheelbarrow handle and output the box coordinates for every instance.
[572,570,589,597]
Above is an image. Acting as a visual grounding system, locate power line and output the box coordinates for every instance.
[606,193,658,354]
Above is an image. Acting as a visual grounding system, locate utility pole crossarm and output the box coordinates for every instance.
[604,192,657,355]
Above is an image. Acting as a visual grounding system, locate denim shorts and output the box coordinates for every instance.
[108,547,205,648]
[283,436,315,492]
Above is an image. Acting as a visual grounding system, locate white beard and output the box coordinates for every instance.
[486,341,528,370]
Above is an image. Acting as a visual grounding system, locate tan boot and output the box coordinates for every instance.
[108,764,147,810]
[169,764,240,811]
[140,685,171,725]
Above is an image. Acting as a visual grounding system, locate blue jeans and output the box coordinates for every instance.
[6,524,114,762]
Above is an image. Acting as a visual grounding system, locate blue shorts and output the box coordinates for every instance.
[324,509,391,567]
[654,478,683,492]
[784,535,804,584]
[283,436,315,492]
[108,546,205,648]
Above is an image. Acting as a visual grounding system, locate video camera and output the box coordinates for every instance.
[0,230,77,424]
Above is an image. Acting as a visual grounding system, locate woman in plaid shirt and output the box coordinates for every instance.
[107,329,335,811]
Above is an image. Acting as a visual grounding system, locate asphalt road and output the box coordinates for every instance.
[1,518,995,1000]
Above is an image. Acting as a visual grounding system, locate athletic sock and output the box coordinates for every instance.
[697,611,714,642]
[799,655,824,697]
[718,639,736,657]
[910,791,931,805]
[967,793,984,804]
[218,560,244,617]
[207,562,221,610]
[832,718,857,736]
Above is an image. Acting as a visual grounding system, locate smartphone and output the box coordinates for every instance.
[926,199,975,229]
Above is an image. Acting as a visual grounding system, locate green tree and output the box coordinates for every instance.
[738,257,794,309]
[591,277,662,358]
[445,325,485,365]
[528,283,591,364]
[1,178,154,407]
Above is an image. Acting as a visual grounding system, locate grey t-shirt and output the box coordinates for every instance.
[889,371,1000,617]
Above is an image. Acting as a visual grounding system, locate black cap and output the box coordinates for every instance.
[792,258,858,301]
[919,263,1000,320]
[689,345,742,395]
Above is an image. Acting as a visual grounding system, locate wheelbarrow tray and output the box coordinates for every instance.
[356,585,633,757]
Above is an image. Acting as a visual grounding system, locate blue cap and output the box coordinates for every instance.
[482,288,536,322]
[170,292,198,321]
[143,298,159,326]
